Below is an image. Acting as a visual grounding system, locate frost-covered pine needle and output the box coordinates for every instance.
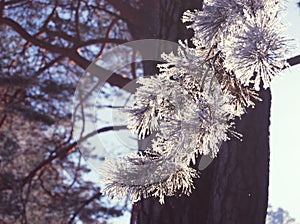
[182,0,244,47]
[223,5,288,90]
[98,0,289,204]
[100,42,240,203]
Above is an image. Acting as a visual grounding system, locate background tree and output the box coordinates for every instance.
[266,205,298,224]
[1,0,300,224]
[0,0,131,223]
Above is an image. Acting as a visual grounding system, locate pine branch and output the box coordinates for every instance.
[98,1,300,205]
[287,55,300,67]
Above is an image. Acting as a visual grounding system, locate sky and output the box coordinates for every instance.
[269,0,300,221]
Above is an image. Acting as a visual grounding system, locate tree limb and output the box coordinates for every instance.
[75,0,81,40]
[21,125,128,187]
[86,3,128,22]
[287,55,300,67]
[76,37,128,48]
[0,17,127,52]
[2,16,300,90]
[0,17,132,89]
[70,52,132,89]
[68,192,103,224]
[0,17,69,54]
[96,18,119,58]
[68,191,123,224]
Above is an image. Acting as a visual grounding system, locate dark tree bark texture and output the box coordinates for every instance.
[207,89,271,224]
[134,91,271,224]
[130,1,271,224]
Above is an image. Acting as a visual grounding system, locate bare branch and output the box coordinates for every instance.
[67,192,102,224]
[68,191,123,224]
[21,125,128,187]
[44,29,76,42]
[33,55,65,78]
[87,4,128,22]
[2,0,27,6]
[0,17,132,89]
[96,18,119,58]
[75,0,81,40]
[1,17,127,52]
[76,37,128,48]
[0,114,7,130]
[0,17,71,53]
[70,52,132,89]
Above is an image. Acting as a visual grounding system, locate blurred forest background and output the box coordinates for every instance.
[0,0,134,223]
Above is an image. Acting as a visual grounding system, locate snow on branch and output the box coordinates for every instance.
[99,0,290,204]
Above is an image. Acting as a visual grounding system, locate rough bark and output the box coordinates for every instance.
[207,89,271,224]
[134,163,214,224]
[128,0,201,76]
[134,88,270,224]
[130,1,270,224]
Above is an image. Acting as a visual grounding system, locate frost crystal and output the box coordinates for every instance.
[224,7,288,90]
[182,1,244,47]
[101,43,240,203]
[99,0,288,204]
[183,0,288,90]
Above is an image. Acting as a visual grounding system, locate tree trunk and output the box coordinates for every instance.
[130,1,270,223]
[207,89,270,224]
[128,0,200,75]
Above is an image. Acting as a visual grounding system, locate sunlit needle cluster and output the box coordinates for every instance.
[100,0,288,204]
